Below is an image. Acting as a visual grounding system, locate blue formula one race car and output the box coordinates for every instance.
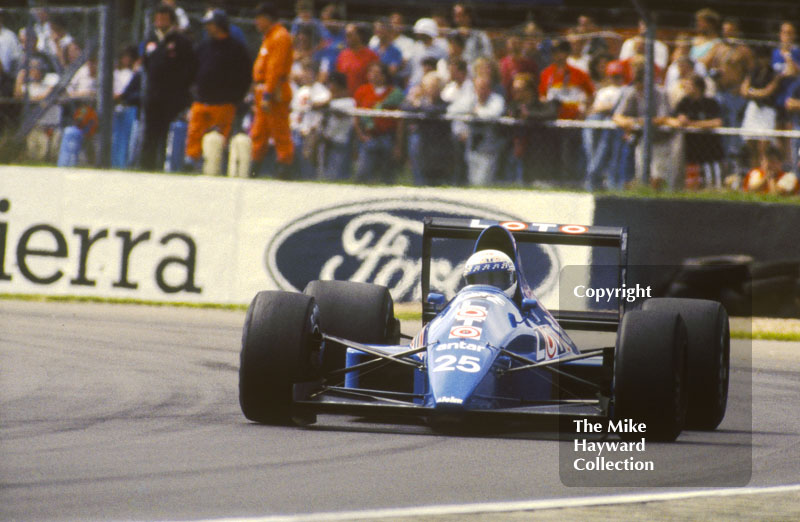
[239,218,730,441]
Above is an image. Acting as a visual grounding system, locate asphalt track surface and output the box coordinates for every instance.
[1,300,799,521]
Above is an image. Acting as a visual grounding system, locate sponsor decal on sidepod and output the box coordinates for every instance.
[265,199,562,302]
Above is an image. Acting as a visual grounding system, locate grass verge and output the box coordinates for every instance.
[729,317,800,342]
[734,330,800,342]
[603,186,800,206]
[0,293,247,311]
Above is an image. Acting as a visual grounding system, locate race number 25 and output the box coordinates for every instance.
[432,355,481,373]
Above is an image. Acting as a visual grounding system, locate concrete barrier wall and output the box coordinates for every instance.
[3,167,795,305]
[0,166,594,304]
[593,196,800,266]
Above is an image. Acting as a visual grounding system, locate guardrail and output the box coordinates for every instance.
[343,106,800,138]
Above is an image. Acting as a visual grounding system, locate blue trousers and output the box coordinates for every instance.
[608,136,636,190]
[292,130,317,180]
[791,116,800,173]
[583,115,623,191]
[318,138,352,181]
[355,133,395,183]
[716,91,747,168]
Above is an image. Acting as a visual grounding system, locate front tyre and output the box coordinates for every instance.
[642,298,730,430]
[613,310,688,442]
[304,280,398,374]
[239,291,321,425]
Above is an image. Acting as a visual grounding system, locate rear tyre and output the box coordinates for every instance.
[613,310,688,442]
[642,298,730,430]
[304,280,398,375]
[239,291,321,425]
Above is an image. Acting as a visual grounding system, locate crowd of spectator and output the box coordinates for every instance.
[1,2,800,195]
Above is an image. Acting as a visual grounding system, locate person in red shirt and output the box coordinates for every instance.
[353,62,404,182]
[537,39,595,181]
[539,39,595,119]
[336,23,379,95]
[499,35,537,99]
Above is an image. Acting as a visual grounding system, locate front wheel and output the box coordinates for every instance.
[642,298,729,430]
[239,291,321,425]
[613,310,688,442]
[304,280,398,375]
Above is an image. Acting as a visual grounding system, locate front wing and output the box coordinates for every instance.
[291,381,607,430]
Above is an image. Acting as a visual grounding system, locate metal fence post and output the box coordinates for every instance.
[631,0,654,185]
[97,1,116,168]
[642,19,656,185]
[131,0,145,44]
[137,5,154,170]
[21,8,35,130]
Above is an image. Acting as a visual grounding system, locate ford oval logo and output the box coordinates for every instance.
[266,199,561,302]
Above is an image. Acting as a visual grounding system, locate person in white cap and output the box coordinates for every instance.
[407,17,447,88]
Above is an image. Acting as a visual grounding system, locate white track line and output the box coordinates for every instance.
[190,483,800,522]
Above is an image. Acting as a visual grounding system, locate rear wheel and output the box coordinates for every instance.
[304,280,398,375]
[613,310,688,441]
[239,291,321,425]
[642,298,730,430]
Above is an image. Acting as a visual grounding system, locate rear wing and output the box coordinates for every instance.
[421,217,628,331]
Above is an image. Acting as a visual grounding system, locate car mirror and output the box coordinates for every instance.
[423,292,446,324]
[521,297,538,313]
[426,292,446,309]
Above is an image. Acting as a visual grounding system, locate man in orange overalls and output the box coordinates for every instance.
[251,3,294,176]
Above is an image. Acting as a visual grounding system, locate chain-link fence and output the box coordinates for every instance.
[0,6,109,164]
[1,3,800,195]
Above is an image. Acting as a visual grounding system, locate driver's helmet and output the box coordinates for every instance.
[463,249,517,298]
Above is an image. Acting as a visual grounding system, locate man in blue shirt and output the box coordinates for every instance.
[290,0,329,51]
[772,21,800,116]
[312,4,345,83]
[369,18,403,82]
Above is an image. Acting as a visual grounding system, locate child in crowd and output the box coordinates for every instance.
[13,58,61,161]
[317,72,354,180]
[291,60,331,178]
[507,72,557,185]
[353,61,404,182]
[401,71,452,185]
[113,45,138,99]
[670,73,724,188]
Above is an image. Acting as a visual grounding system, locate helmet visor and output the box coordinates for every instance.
[465,270,515,290]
